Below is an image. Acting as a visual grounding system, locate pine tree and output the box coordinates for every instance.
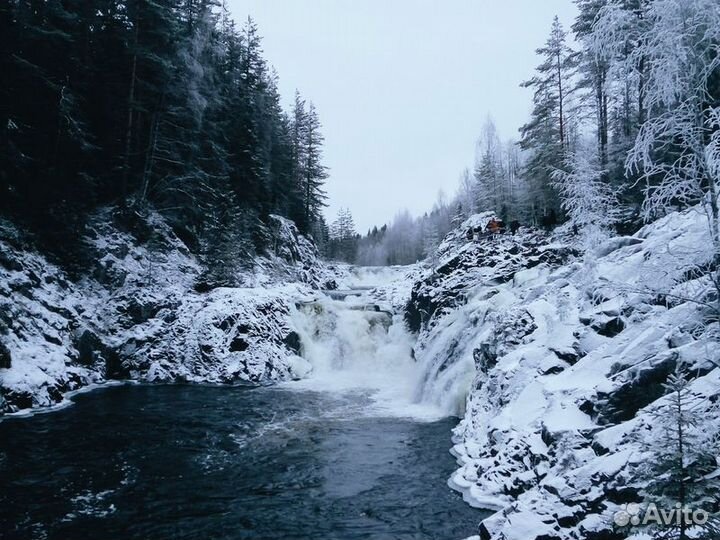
[266,74,297,218]
[520,15,578,225]
[474,117,505,215]
[290,90,309,228]
[329,207,357,262]
[300,102,329,233]
[225,16,270,216]
[635,371,720,540]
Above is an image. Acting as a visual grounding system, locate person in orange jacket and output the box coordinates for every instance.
[486,218,500,234]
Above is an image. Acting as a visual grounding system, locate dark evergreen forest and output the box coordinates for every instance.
[0,0,328,274]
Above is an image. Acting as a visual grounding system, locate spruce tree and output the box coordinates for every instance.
[301,102,329,233]
[635,371,720,540]
[519,16,578,225]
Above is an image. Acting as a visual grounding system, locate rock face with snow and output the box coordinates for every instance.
[409,210,720,540]
[0,208,326,413]
[251,214,340,290]
[406,214,577,333]
[118,284,312,384]
[0,221,105,411]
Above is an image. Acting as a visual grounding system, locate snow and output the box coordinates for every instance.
[0,207,334,413]
[406,204,720,539]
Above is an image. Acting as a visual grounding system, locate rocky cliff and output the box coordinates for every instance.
[0,208,332,414]
[408,210,720,540]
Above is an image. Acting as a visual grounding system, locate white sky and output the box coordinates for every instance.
[228,0,578,232]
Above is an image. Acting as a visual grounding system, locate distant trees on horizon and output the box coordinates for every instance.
[352,0,720,266]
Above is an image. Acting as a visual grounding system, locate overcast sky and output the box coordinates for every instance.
[228,0,578,232]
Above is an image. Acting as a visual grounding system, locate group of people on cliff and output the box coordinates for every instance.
[465,217,520,242]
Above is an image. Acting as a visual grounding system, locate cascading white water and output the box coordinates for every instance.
[287,267,473,420]
[411,309,478,418]
[288,297,433,418]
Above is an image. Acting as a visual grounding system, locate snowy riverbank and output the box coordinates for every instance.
[0,208,337,413]
[408,210,720,540]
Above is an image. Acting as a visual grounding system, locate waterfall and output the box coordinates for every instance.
[287,267,472,419]
[411,308,478,418]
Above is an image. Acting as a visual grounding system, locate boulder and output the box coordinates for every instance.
[76,329,103,366]
[75,329,125,379]
[283,331,302,355]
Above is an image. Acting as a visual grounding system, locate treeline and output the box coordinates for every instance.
[327,196,457,266]
[0,1,328,280]
[354,202,457,266]
[464,0,720,243]
[458,9,637,230]
[351,0,720,265]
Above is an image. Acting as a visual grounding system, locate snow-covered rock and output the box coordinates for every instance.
[247,214,340,290]
[0,221,104,410]
[408,207,720,539]
[0,207,330,413]
[120,284,313,384]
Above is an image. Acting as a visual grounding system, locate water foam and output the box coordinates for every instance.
[286,280,449,421]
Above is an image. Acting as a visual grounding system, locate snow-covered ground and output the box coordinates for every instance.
[0,209,334,413]
[407,209,720,539]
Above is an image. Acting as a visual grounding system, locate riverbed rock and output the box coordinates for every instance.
[283,331,302,355]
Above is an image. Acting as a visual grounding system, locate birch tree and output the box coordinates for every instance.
[594,0,720,242]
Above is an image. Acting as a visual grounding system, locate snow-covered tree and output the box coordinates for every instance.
[456,168,477,219]
[573,0,611,172]
[635,370,720,540]
[422,220,440,271]
[520,16,579,226]
[328,207,358,262]
[593,0,720,300]
[593,0,720,233]
[474,117,505,214]
[552,139,619,250]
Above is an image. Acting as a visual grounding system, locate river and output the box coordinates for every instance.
[1,268,487,539]
[0,384,484,539]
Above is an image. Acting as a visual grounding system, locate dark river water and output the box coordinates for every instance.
[0,384,485,540]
